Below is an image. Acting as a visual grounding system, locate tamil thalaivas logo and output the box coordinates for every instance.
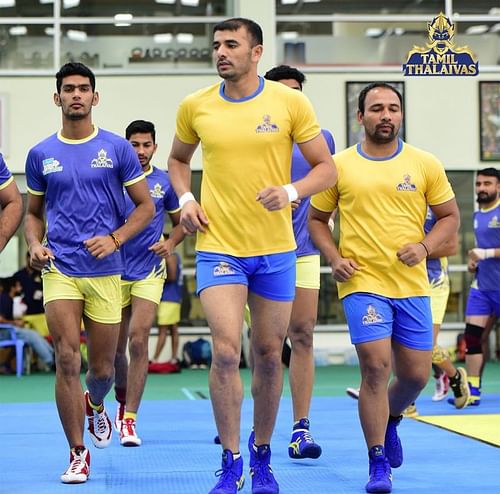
[362,305,383,325]
[151,183,165,199]
[42,157,63,175]
[403,12,478,76]
[213,262,235,276]
[488,215,500,228]
[256,115,279,133]
[91,149,114,168]
[396,174,417,192]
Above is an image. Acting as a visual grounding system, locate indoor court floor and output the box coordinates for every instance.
[1,364,499,493]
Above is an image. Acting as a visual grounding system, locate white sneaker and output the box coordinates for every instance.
[84,390,112,448]
[432,372,450,401]
[60,447,90,484]
[114,402,125,433]
[346,387,360,400]
[120,418,142,447]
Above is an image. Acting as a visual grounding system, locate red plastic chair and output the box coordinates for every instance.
[0,324,26,377]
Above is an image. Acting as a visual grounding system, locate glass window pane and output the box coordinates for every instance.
[0,24,53,70]
[61,0,232,17]
[453,1,500,14]
[60,23,214,70]
[0,0,53,17]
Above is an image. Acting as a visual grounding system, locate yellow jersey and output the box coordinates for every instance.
[176,78,321,256]
[311,140,455,299]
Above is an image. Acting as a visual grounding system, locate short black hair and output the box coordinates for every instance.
[477,167,499,181]
[358,82,403,115]
[126,120,156,143]
[213,17,263,47]
[56,62,96,94]
[264,65,306,90]
[1,276,19,293]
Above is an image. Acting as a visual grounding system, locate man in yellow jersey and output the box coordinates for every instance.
[309,82,459,494]
[167,18,336,494]
[24,62,154,484]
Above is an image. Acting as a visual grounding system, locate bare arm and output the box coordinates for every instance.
[84,178,155,259]
[0,181,23,253]
[257,133,337,211]
[309,206,359,282]
[167,136,208,235]
[429,232,459,259]
[165,254,178,281]
[149,210,186,258]
[24,192,54,270]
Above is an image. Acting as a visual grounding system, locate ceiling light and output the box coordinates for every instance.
[281,0,298,4]
[155,0,176,3]
[67,29,87,41]
[303,0,322,3]
[394,27,405,36]
[0,0,15,8]
[465,25,489,35]
[45,27,55,36]
[39,0,53,4]
[490,23,500,33]
[63,0,80,8]
[9,26,27,36]
[114,13,133,27]
[365,28,384,38]
[281,31,299,40]
[176,33,194,44]
[180,0,199,6]
[154,33,173,43]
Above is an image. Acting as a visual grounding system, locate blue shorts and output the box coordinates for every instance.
[342,293,433,350]
[196,251,296,302]
[465,287,500,317]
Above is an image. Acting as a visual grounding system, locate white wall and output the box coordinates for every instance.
[2,70,498,177]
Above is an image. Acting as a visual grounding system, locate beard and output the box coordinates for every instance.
[477,191,497,204]
[367,125,398,144]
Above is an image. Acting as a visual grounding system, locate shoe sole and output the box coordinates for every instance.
[120,439,142,447]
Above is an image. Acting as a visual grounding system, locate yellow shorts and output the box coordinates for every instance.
[121,277,165,308]
[43,268,121,324]
[22,313,49,337]
[296,255,320,290]
[430,281,450,325]
[157,301,181,325]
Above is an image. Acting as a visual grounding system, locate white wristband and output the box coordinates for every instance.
[473,247,495,260]
[282,184,299,203]
[178,192,195,209]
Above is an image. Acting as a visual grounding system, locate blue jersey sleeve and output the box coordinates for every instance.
[0,154,12,186]
[322,129,335,155]
[118,140,144,185]
[25,148,47,193]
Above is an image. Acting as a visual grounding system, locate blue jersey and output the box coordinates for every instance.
[0,153,14,190]
[473,200,500,291]
[292,129,335,257]
[25,127,144,277]
[121,166,180,281]
[424,208,448,287]
[161,252,183,303]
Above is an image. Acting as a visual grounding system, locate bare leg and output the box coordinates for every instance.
[201,284,247,453]
[153,325,167,362]
[114,306,130,392]
[124,297,157,413]
[45,299,85,448]
[288,287,318,421]
[249,292,292,446]
[170,324,179,361]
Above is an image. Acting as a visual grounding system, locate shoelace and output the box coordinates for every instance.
[214,464,239,484]
[122,420,136,436]
[252,460,273,486]
[95,412,109,434]
[300,430,314,444]
[68,453,86,473]
[371,458,389,480]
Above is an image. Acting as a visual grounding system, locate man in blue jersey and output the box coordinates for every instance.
[167,18,336,494]
[263,65,335,460]
[114,120,184,447]
[309,82,459,493]
[0,153,22,254]
[462,167,500,406]
[24,63,154,484]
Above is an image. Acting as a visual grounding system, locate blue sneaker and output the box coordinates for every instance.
[448,382,481,407]
[209,449,245,494]
[250,444,279,494]
[384,415,403,468]
[288,418,322,459]
[365,445,392,493]
[248,429,256,467]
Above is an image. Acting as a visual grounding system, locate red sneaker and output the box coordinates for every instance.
[84,390,112,448]
[60,447,90,484]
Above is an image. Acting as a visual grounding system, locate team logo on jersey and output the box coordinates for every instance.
[213,262,235,276]
[42,157,63,175]
[396,174,417,192]
[402,12,478,76]
[91,149,114,168]
[256,115,279,133]
[151,183,165,199]
[362,305,383,325]
[488,215,500,228]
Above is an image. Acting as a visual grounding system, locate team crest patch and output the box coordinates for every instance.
[151,183,165,199]
[488,215,500,228]
[42,157,63,175]
[213,262,235,276]
[91,149,114,168]
[256,115,279,133]
[362,305,383,325]
[396,174,417,192]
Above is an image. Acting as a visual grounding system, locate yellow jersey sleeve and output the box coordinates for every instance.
[175,95,200,145]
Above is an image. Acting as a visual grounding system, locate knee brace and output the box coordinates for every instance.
[431,345,449,365]
[464,323,484,355]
